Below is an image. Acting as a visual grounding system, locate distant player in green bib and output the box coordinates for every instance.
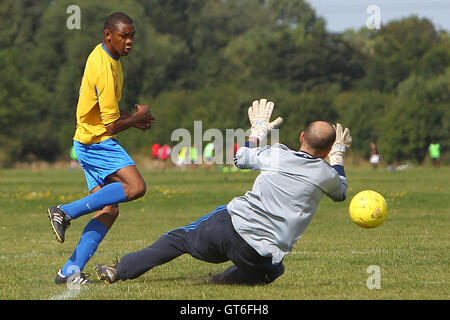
[429,139,440,167]
[203,142,215,166]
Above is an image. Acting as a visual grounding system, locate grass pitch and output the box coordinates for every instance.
[0,165,448,300]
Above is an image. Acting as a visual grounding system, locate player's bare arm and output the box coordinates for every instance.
[117,107,156,132]
[106,104,156,135]
[118,110,146,131]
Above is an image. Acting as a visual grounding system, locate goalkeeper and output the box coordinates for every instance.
[96,98,352,285]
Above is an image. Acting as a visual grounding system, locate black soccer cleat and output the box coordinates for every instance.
[54,269,91,285]
[95,264,120,284]
[47,205,71,243]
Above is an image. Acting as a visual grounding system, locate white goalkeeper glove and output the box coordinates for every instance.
[328,123,352,166]
[248,98,283,141]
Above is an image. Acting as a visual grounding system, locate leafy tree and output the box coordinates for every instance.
[378,69,450,163]
[333,90,391,158]
[0,1,448,166]
[0,48,54,163]
[359,16,440,92]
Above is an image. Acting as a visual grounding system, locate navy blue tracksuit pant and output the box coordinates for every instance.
[117,205,284,285]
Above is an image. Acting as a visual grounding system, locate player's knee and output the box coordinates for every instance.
[127,180,146,200]
[135,180,147,198]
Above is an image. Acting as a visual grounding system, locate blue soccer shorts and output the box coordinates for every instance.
[73,138,135,192]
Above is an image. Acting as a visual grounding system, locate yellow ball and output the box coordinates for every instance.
[349,190,387,229]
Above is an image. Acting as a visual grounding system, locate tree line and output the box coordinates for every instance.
[0,0,449,166]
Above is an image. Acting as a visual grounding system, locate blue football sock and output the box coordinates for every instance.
[61,219,108,276]
[61,182,127,220]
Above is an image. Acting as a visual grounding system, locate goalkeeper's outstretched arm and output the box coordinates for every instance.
[234,98,283,169]
[327,123,352,202]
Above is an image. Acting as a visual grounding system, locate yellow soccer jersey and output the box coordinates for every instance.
[74,43,123,144]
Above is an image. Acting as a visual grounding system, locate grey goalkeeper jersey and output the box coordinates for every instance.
[227,143,347,264]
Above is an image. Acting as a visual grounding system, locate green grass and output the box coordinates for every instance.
[0,165,448,300]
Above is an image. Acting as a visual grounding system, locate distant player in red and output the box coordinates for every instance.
[152,143,160,159]
[158,144,171,161]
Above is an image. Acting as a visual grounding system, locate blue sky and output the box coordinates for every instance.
[307,0,450,32]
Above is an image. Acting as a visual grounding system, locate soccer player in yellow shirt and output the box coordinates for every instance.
[47,12,155,285]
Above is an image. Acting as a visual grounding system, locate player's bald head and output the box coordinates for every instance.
[302,121,336,155]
